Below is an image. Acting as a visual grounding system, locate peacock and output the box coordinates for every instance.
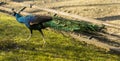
[12,7,52,44]
[12,7,105,44]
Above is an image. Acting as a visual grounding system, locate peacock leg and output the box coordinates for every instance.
[26,29,32,41]
[39,29,46,46]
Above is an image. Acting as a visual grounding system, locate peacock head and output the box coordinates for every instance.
[11,8,17,16]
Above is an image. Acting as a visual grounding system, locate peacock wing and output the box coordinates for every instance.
[30,15,52,25]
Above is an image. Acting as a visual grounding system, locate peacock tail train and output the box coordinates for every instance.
[43,17,104,33]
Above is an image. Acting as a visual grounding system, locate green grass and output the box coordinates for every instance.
[0,12,120,61]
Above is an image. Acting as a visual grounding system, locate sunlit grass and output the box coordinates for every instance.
[0,12,120,61]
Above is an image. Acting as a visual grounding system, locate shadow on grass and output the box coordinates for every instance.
[0,39,106,60]
[0,40,41,51]
[0,38,119,60]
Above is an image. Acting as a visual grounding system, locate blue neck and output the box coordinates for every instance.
[15,13,22,19]
[14,13,32,28]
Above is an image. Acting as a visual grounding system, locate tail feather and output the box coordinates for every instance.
[44,17,104,33]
